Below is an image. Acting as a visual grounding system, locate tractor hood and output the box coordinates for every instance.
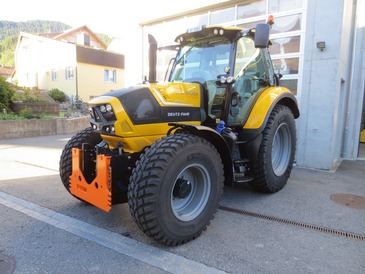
[102,82,202,108]
[87,82,203,151]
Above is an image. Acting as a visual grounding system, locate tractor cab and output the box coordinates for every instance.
[167,25,276,130]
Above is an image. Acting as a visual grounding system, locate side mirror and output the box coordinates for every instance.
[254,24,270,48]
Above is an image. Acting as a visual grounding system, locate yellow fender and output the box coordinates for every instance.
[244,86,299,130]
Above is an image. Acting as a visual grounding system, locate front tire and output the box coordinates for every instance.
[59,128,102,193]
[128,133,224,246]
[250,105,296,193]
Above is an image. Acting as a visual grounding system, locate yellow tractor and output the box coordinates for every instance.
[60,19,299,246]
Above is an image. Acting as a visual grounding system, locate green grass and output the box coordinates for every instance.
[0,111,86,120]
[0,112,61,120]
[0,112,26,120]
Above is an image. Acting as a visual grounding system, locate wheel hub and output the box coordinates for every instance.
[173,178,192,199]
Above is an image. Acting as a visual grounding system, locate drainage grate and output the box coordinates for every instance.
[218,204,365,241]
[0,254,16,274]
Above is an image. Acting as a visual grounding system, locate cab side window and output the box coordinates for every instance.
[233,38,263,102]
[229,37,269,125]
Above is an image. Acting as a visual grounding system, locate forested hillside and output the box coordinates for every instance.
[0,20,113,66]
[0,20,71,40]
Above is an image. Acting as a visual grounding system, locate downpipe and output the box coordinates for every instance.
[341,0,358,158]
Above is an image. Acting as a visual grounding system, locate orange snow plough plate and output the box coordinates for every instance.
[69,148,112,212]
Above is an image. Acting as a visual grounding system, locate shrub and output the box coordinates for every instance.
[0,75,15,110]
[48,88,66,102]
[20,107,41,119]
[11,89,47,103]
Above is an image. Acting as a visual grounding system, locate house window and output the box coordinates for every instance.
[104,69,116,83]
[65,66,74,80]
[77,33,91,46]
[52,69,57,81]
[84,34,90,46]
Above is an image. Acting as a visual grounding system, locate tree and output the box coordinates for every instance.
[0,35,18,66]
[96,33,113,46]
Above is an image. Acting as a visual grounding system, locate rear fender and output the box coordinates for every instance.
[244,87,299,131]
[238,88,299,165]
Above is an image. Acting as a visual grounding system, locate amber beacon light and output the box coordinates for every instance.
[267,15,275,26]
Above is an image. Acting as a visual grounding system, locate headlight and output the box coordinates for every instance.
[91,104,116,123]
[220,76,227,84]
[100,105,106,113]
[227,76,234,83]
[99,104,112,113]
[106,104,112,112]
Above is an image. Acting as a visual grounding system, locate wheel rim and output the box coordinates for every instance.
[171,163,211,222]
[272,123,292,176]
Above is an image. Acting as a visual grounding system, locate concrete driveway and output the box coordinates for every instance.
[0,134,364,273]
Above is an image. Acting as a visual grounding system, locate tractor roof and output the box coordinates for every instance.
[175,26,250,46]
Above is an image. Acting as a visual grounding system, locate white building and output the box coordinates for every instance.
[123,0,365,171]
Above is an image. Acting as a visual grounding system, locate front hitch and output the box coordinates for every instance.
[69,148,112,212]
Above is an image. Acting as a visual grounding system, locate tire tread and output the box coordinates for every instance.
[128,133,224,246]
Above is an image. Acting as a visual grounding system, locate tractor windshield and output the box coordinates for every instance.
[168,39,231,120]
[169,41,231,83]
[169,36,260,83]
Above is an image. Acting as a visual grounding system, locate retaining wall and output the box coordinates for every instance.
[11,102,60,115]
[0,116,90,139]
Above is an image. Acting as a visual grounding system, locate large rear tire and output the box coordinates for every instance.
[59,128,102,193]
[128,133,224,246]
[250,105,296,193]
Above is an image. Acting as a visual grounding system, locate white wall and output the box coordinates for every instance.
[296,0,365,170]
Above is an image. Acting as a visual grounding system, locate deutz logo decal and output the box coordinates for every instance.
[167,112,190,117]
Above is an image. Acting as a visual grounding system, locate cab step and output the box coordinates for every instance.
[234,172,253,184]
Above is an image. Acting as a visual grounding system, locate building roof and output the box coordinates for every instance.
[54,25,107,50]
[37,32,64,39]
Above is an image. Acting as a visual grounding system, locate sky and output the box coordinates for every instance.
[3,0,166,36]
[3,0,225,37]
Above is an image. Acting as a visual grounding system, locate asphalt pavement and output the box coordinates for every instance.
[0,134,364,274]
